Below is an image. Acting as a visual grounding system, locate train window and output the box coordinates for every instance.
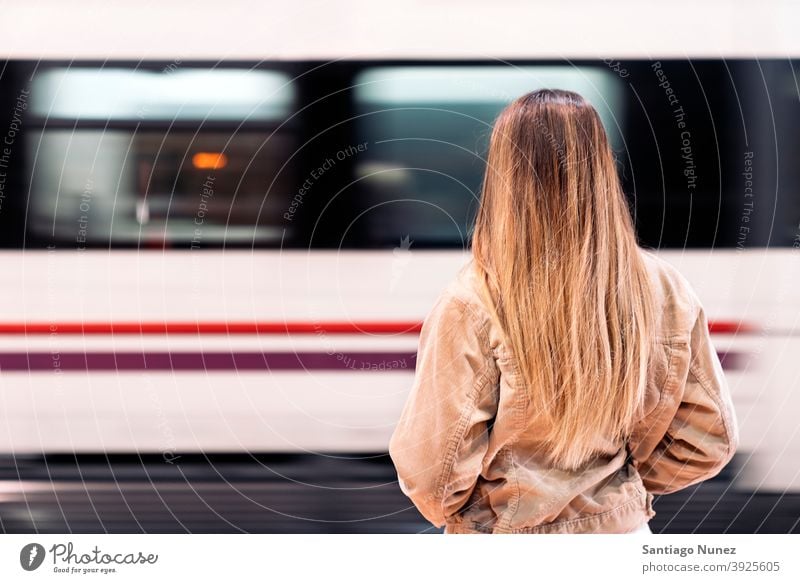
[30,68,293,121]
[348,66,624,248]
[616,59,798,250]
[26,67,297,248]
[770,64,800,247]
[9,60,797,250]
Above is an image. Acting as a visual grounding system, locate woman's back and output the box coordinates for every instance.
[388,89,738,533]
[389,248,738,534]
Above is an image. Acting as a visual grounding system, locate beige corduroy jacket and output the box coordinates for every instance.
[389,250,739,534]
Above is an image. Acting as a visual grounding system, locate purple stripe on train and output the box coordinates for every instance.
[0,351,746,372]
[0,352,416,372]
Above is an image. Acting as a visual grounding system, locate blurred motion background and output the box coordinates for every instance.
[0,0,799,533]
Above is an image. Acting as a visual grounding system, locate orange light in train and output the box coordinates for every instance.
[192,152,228,170]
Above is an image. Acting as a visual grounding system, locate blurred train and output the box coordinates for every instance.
[0,3,799,498]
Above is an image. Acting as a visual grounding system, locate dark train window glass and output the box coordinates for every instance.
[26,67,296,248]
[617,60,799,250]
[11,60,799,250]
[27,129,294,246]
[350,66,624,247]
[763,62,800,248]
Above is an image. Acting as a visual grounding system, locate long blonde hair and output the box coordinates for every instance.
[472,89,657,470]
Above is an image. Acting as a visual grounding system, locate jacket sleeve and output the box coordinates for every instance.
[388,292,499,528]
[631,296,740,494]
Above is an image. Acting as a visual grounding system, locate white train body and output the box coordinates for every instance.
[0,0,798,493]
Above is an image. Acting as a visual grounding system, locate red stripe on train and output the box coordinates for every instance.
[707,321,756,334]
[0,322,423,335]
[0,320,753,335]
